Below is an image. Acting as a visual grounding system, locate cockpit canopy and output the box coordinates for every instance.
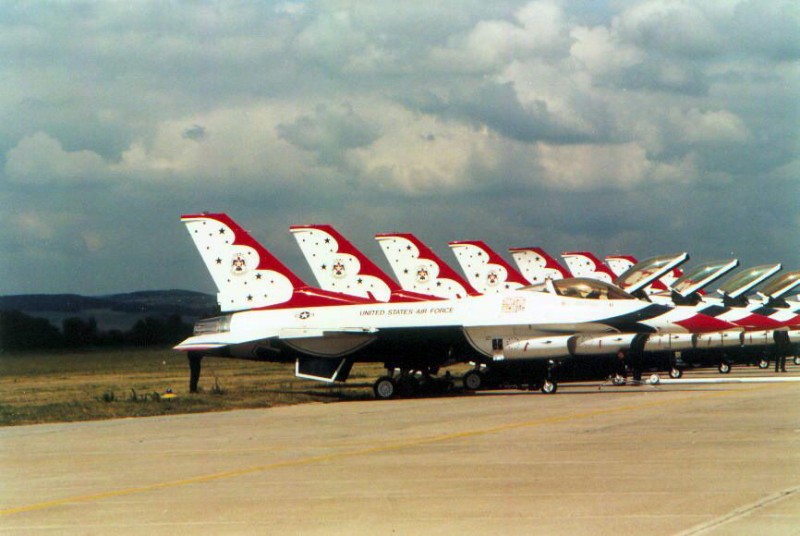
[548,278,636,300]
[671,259,738,297]
[717,264,781,298]
[615,253,688,293]
[757,271,800,300]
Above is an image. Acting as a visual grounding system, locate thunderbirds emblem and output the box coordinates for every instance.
[487,271,500,286]
[331,260,346,279]
[416,266,429,283]
[231,253,248,275]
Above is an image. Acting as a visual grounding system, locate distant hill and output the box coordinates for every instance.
[0,290,218,331]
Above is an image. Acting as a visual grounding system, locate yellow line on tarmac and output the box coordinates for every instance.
[0,384,782,517]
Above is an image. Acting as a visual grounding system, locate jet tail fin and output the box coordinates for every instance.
[449,240,529,294]
[561,251,616,283]
[509,246,571,285]
[290,224,431,302]
[375,233,479,299]
[182,213,308,312]
[604,255,639,277]
[182,214,369,312]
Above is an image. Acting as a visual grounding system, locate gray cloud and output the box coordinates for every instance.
[277,103,380,165]
[0,0,797,295]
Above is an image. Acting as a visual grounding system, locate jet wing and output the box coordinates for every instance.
[175,327,379,351]
[174,332,259,351]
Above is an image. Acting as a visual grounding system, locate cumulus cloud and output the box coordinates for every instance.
[615,1,723,58]
[430,1,571,72]
[0,0,797,294]
[277,103,380,165]
[4,132,107,185]
[534,142,693,190]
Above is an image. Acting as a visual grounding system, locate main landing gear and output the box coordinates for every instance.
[372,368,455,400]
[461,363,559,395]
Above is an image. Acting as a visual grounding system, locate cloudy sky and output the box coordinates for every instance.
[2,0,798,296]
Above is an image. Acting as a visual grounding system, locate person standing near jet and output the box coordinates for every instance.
[774,332,789,372]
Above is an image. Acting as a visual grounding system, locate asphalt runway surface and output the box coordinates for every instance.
[2,366,800,535]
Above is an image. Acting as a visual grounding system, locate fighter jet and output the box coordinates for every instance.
[442,241,739,385]
[615,258,794,373]
[295,227,710,392]
[175,213,673,398]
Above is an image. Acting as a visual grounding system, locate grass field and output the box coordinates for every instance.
[0,347,397,426]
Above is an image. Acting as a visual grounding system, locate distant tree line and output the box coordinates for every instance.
[0,310,193,352]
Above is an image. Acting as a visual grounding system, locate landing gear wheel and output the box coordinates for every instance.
[463,370,483,391]
[648,373,661,385]
[758,358,770,369]
[718,362,731,374]
[541,379,558,394]
[373,376,397,400]
[669,367,682,379]
[794,357,800,366]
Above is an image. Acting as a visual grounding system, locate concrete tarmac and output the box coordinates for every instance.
[2,369,800,535]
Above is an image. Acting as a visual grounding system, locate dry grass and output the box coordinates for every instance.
[0,348,390,426]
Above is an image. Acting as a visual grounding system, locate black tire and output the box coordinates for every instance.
[758,358,769,369]
[397,375,420,397]
[463,370,483,391]
[373,376,397,400]
[718,362,731,374]
[541,379,558,394]
[669,367,682,379]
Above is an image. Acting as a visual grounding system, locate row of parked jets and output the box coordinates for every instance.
[175,213,800,399]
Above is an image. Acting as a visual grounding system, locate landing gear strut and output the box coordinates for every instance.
[188,352,203,393]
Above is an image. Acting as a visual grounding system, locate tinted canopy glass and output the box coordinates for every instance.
[551,278,636,300]
[616,253,686,291]
[671,260,737,296]
[718,264,781,297]
[758,271,800,299]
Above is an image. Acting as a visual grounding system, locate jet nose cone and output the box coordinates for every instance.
[675,313,738,333]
